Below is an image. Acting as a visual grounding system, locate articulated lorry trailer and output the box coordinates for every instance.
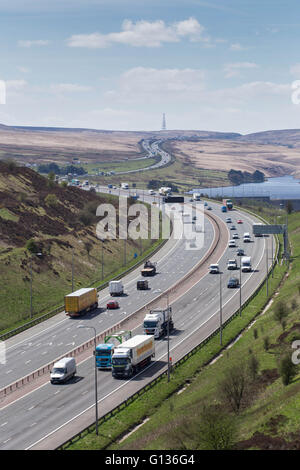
[143,307,174,339]
[111,335,155,378]
[65,288,98,317]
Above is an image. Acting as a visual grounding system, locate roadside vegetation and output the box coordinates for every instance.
[0,162,162,333]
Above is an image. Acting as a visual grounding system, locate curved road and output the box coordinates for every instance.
[0,197,273,449]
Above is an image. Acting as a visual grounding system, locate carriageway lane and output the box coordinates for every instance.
[0,205,214,389]
[0,204,272,450]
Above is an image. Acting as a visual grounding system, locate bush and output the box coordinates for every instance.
[45,193,59,208]
[279,354,297,386]
[274,301,289,327]
[26,239,38,254]
[263,336,270,351]
[248,354,259,381]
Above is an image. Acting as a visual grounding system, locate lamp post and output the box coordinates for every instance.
[219,270,222,345]
[239,256,242,317]
[166,293,171,382]
[266,238,269,297]
[78,325,99,435]
[30,256,33,319]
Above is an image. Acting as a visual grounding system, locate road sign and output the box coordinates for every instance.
[252,224,286,235]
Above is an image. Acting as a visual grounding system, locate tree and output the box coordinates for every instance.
[279,354,297,386]
[26,239,38,254]
[248,354,259,381]
[274,301,289,329]
[219,363,247,413]
[286,200,293,214]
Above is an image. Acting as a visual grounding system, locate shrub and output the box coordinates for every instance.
[279,354,297,386]
[26,239,38,254]
[45,193,59,208]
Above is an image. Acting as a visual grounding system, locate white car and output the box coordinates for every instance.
[209,264,220,274]
[228,240,237,248]
[227,259,237,270]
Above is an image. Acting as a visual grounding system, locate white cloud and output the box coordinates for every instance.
[105,67,206,102]
[230,42,247,51]
[6,80,27,91]
[67,17,208,48]
[50,83,92,93]
[224,62,258,78]
[18,39,51,47]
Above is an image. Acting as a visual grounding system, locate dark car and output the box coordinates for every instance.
[230,225,236,230]
[237,248,245,256]
[227,277,239,288]
[107,300,119,309]
[137,280,149,290]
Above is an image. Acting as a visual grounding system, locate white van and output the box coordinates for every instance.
[109,280,124,296]
[243,232,251,243]
[241,256,252,272]
[50,357,76,384]
[209,264,219,274]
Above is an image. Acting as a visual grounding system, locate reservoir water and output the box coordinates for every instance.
[191,175,300,200]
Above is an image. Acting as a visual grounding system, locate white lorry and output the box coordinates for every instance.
[109,280,124,296]
[121,183,129,189]
[50,357,76,384]
[241,256,252,272]
[193,193,201,201]
[143,307,174,339]
[111,335,155,378]
[159,186,172,196]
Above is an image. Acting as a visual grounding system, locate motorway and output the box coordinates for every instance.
[0,194,273,449]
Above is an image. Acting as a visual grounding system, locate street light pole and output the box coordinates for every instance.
[219,271,222,345]
[30,256,33,319]
[266,238,269,297]
[71,247,74,292]
[78,325,99,435]
[239,256,242,317]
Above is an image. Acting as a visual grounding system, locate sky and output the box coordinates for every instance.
[1,0,300,133]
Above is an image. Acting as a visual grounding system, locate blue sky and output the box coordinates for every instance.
[1,0,300,133]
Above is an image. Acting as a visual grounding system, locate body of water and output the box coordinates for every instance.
[191,175,300,200]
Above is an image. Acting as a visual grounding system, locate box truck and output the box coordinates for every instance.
[193,193,201,201]
[50,357,76,384]
[223,199,233,210]
[112,335,155,378]
[109,280,124,296]
[241,256,252,272]
[65,288,98,317]
[143,307,174,339]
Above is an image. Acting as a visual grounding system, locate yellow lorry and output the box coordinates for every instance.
[65,288,98,317]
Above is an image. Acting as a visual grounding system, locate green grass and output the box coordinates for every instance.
[65,206,298,450]
[88,157,229,192]
[82,157,159,175]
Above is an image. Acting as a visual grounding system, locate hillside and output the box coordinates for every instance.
[0,163,156,331]
[238,129,300,148]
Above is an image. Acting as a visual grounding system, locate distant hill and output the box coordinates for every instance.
[238,129,300,147]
